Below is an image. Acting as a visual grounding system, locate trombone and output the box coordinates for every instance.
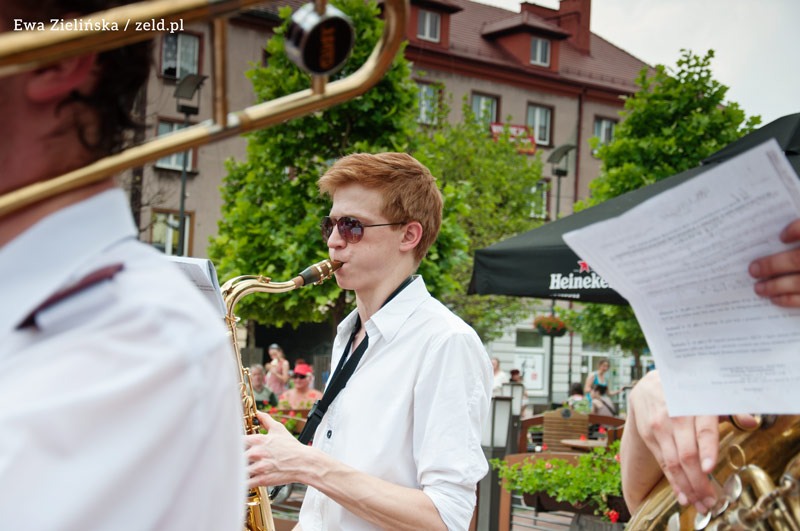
[0,0,409,217]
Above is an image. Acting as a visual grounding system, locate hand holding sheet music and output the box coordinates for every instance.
[564,140,800,416]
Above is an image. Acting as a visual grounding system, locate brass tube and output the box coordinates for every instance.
[0,0,409,217]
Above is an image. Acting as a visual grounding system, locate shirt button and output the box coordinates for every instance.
[326,430,332,439]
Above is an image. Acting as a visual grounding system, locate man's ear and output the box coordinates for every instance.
[25,54,98,103]
[399,221,423,253]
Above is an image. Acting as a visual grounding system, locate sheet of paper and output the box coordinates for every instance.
[564,139,800,416]
[168,256,227,319]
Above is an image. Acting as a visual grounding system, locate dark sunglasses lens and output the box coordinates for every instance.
[340,217,363,243]
[293,374,307,379]
[321,217,334,240]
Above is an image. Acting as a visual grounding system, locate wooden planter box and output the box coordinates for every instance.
[522,492,630,523]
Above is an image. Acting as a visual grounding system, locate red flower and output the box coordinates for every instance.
[545,462,553,470]
[606,509,619,523]
[541,443,548,451]
[615,453,621,463]
[598,426,607,434]
[579,434,587,441]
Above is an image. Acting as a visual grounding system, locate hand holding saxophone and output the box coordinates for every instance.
[245,411,313,489]
[621,370,758,515]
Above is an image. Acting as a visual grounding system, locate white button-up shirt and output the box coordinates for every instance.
[299,276,492,530]
[0,190,246,530]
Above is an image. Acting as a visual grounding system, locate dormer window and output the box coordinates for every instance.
[417,9,441,42]
[530,36,550,67]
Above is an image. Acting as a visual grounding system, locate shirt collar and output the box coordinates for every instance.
[0,189,137,335]
[336,276,430,344]
[367,275,429,343]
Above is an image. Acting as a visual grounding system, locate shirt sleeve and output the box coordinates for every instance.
[412,329,492,530]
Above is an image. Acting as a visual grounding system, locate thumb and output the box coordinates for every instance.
[255,410,279,431]
[729,413,760,431]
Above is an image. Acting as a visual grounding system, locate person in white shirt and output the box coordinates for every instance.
[0,2,245,528]
[491,357,508,397]
[245,152,493,530]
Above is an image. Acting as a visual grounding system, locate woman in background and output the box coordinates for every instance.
[266,343,290,396]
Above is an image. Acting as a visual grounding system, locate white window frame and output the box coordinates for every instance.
[417,82,439,125]
[417,9,441,42]
[594,117,617,145]
[151,210,192,256]
[162,33,200,79]
[530,37,551,67]
[526,104,552,146]
[471,93,498,124]
[155,120,194,171]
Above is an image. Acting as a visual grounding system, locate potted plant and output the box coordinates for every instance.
[534,314,568,337]
[491,440,629,526]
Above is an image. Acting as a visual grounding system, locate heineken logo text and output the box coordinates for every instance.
[549,272,609,290]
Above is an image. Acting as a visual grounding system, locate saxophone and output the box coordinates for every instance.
[628,415,800,530]
[221,259,342,531]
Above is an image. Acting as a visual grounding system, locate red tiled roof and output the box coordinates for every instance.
[432,0,651,94]
[244,0,651,95]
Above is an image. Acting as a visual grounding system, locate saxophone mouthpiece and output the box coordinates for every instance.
[294,259,343,287]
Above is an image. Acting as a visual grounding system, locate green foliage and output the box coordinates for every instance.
[568,50,760,359]
[412,97,544,341]
[209,0,418,329]
[564,304,645,354]
[491,440,622,518]
[579,50,760,209]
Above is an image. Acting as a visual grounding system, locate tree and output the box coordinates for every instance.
[412,96,544,341]
[209,0,419,333]
[567,50,760,375]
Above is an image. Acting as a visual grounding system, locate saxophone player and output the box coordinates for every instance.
[621,218,800,515]
[245,153,493,530]
[0,1,245,529]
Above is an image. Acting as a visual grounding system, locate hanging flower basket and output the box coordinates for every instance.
[534,315,568,337]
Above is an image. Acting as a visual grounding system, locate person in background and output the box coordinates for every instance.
[278,363,322,410]
[265,342,290,396]
[249,364,278,409]
[590,384,617,417]
[621,218,800,517]
[0,1,245,528]
[584,357,621,399]
[491,356,508,397]
[245,152,492,530]
[509,369,530,417]
[293,357,316,389]
[566,382,590,414]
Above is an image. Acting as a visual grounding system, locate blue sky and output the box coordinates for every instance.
[474,0,799,126]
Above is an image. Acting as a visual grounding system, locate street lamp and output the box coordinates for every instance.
[478,396,512,531]
[546,143,575,222]
[173,73,207,256]
[544,144,576,406]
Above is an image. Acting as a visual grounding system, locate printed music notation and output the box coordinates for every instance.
[564,140,800,416]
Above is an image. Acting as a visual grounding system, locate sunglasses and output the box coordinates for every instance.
[321,216,406,244]
[292,374,307,379]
